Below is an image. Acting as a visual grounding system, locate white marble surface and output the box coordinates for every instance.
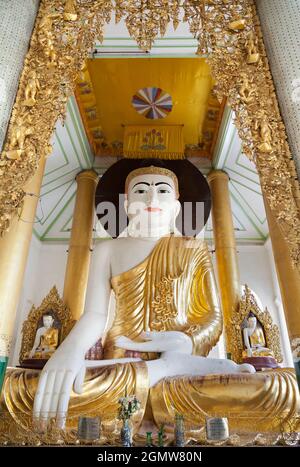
[256,0,300,176]
[0,0,40,150]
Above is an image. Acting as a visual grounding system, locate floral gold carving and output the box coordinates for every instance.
[0,0,299,273]
[64,0,78,22]
[226,285,283,364]
[291,337,300,360]
[0,0,112,235]
[152,277,175,331]
[19,286,75,364]
[115,1,181,51]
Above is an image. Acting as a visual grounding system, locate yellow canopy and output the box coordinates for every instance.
[75,58,223,158]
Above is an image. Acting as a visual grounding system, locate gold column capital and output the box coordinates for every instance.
[76,169,99,185]
[207,169,229,184]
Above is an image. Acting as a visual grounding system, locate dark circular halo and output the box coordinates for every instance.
[95,158,211,237]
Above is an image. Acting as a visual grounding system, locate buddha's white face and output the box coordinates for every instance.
[125,173,180,237]
[248,316,257,328]
[43,315,54,329]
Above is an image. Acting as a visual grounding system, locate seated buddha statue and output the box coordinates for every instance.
[241,312,279,370]
[242,312,273,358]
[1,162,299,440]
[28,313,59,360]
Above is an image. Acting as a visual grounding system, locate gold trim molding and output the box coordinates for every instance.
[227,285,283,364]
[0,0,299,270]
[19,286,75,364]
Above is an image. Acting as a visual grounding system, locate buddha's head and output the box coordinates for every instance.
[247,312,257,328]
[124,166,181,237]
[42,314,54,329]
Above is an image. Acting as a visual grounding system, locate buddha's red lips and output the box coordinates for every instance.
[144,207,163,212]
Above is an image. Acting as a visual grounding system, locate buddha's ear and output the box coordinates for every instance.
[124,195,128,215]
[174,199,181,218]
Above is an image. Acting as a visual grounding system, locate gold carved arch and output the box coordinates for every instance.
[19,286,75,364]
[227,285,283,364]
[0,0,299,270]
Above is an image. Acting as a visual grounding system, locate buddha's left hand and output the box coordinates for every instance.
[116,331,193,354]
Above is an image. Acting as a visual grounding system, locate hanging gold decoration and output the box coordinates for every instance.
[0,0,299,271]
[115,1,181,51]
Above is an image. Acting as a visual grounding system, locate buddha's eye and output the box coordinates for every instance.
[134,189,147,194]
[158,189,171,194]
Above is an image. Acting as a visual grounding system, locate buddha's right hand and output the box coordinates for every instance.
[33,346,86,430]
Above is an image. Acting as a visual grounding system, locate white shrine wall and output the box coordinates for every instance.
[0,0,40,150]
[10,238,294,368]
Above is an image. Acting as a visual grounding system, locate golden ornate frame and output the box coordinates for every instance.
[227,285,283,364]
[19,285,75,363]
[0,0,299,270]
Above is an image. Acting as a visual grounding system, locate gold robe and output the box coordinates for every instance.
[32,328,59,359]
[242,321,275,358]
[1,236,299,442]
[104,236,222,359]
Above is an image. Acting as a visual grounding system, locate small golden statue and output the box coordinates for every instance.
[28,312,59,360]
[45,46,58,69]
[238,72,256,104]
[245,32,259,64]
[23,70,40,107]
[255,114,273,153]
[5,115,33,160]
[10,116,32,150]
[38,13,58,39]
[64,0,78,21]
[38,13,59,68]
[228,18,246,31]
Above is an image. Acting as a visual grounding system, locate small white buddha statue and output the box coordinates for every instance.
[29,314,59,359]
[242,312,274,358]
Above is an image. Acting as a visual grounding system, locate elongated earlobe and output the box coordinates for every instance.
[169,200,181,234]
[124,197,128,215]
[174,200,181,218]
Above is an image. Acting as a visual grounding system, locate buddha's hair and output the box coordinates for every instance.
[125,165,179,199]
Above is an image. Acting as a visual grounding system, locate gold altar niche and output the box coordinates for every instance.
[19,286,75,367]
[227,285,282,365]
[0,0,299,274]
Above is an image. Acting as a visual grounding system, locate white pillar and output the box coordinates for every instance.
[255,0,300,177]
[0,0,40,150]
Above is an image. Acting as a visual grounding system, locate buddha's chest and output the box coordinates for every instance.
[110,239,159,278]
